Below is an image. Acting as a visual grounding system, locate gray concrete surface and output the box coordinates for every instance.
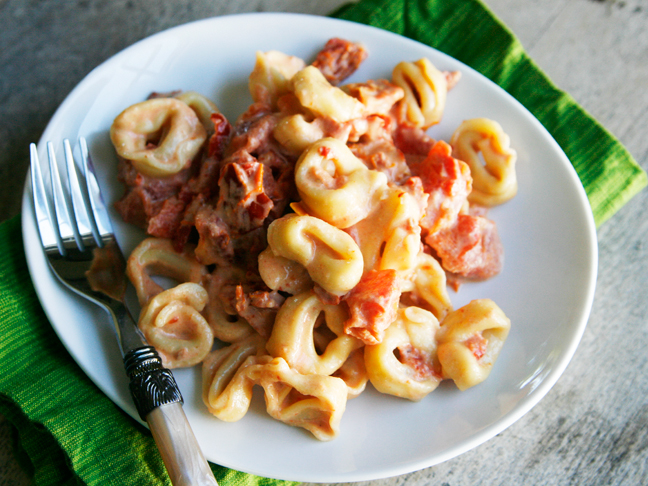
[1,0,647,485]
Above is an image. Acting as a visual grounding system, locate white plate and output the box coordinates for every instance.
[22,12,597,483]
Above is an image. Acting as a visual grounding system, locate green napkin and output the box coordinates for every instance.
[333,0,647,227]
[1,0,645,485]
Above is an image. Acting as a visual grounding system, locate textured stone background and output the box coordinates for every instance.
[1,0,647,485]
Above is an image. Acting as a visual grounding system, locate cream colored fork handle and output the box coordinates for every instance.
[147,403,219,486]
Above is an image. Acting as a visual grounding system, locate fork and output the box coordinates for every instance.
[30,138,219,486]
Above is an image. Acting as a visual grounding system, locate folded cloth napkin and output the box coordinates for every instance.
[1,0,645,485]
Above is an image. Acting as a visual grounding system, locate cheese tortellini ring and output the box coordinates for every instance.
[266,290,363,376]
[295,137,388,228]
[248,356,348,441]
[138,282,213,369]
[126,237,207,306]
[292,66,365,122]
[202,334,267,421]
[273,114,326,155]
[110,98,207,177]
[437,299,511,391]
[174,91,220,134]
[401,253,453,321]
[267,214,364,296]
[204,348,348,440]
[249,50,306,108]
[450,118,518,206]
[392,58,448,128]
[365,307,442,401]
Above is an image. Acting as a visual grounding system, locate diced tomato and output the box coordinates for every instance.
[344,269,401,345]
[426,213,503,280]
[411,140,472,234]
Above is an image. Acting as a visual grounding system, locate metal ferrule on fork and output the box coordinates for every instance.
[124,346,183,421]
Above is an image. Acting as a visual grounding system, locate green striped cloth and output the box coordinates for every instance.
[0,1,645,485]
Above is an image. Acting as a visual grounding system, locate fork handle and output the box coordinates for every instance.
[124,346,218,486]
[147,403,219,486]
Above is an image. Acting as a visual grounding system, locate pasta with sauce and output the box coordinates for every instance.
[109,37,516,440]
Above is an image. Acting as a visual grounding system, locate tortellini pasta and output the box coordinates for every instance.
[392,58,448,128]
[201,267,255,343]
[346,183,423,275]
[110,97,207,177]
[401,253,453,321]
[266,213,364,296]
[203,343,348,441]
[273,114,327,155]
[266,290,363,376]
[249,50,306,108]
[365,306,442,401]
[202,334,267,421]
[291,66,366,122]
[138,282,213,369]
[294,137,388,229]
[174,91,220,135]
[437,299,511,390]
[332,348,368,399]
[126,238,207,306]
[257,246,313,295]
[113,38,517,441]
[450,118,518,206]
[250,356,348,441]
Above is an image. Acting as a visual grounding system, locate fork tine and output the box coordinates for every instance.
[30,143,61,254]
[47,141,82,252]
[63,139,92,250]
[80,137,114,247]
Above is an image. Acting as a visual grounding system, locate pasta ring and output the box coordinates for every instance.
[400,253,453,321]
[202,269,255,344]
[202,334,267,421]
[273,114,326,155]
[348,184,423,275]
[249,50,306,108]
[174,91,220,134]
[266,290,363,376]
[257,246,313,295]
[291,66,365,122]
[126,237,207,307]
[294,137,387,229]
[437,299,511,390]
[392,58,448,128]
[138,282,213,368]
[332,348,368,399]
[247,356,349,441]
[267,214,364,296]
[110,97,207,177]
[365,306,442,401]
[450,118,518,206]
[202,301,254,344]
